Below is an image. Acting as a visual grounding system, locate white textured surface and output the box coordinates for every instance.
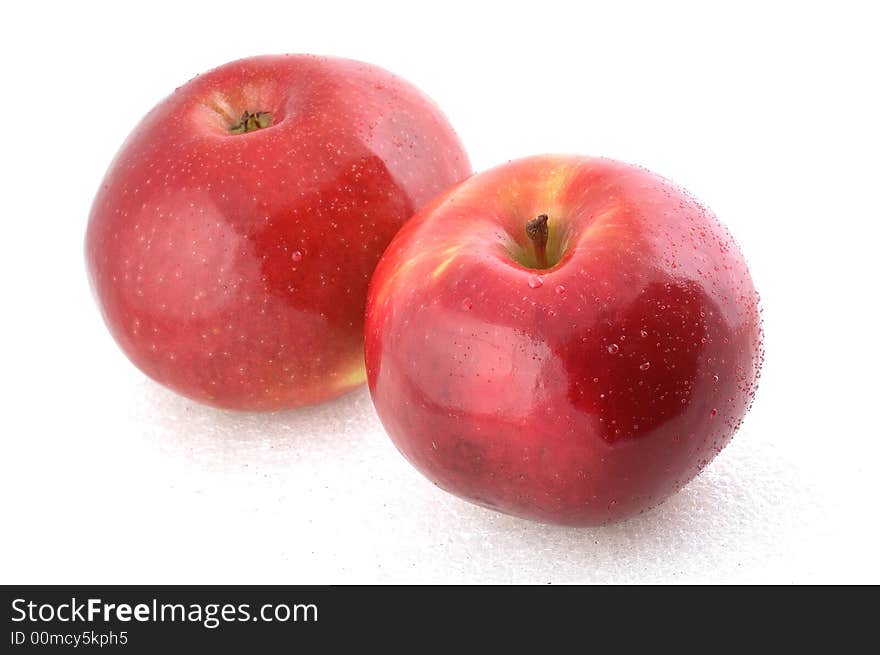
[0,366,869,583]
[1,1,878,583]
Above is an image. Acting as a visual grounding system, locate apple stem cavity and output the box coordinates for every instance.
[526,214,550,269]
[228,111,272,134]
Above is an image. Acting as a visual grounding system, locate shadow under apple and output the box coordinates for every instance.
[128,377,380,473]
[417,428,818,583]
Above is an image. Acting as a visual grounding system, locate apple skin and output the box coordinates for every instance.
[365,155,762,526]
[86,55,470,410]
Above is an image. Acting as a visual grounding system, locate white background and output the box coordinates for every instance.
[1,1,878,583]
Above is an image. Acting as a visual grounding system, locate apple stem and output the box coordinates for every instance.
[526,214,549,268]
[228,111,272,134]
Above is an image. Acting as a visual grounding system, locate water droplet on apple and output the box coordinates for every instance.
[555,284,566,295]
[461,298,473,311]
[291,250,303,262]
[712,374,720,383]
[528,275,543,289]
[640,330,648,338]
[607,343,620,354]
[639,361,651,371]
[710,408,718,417]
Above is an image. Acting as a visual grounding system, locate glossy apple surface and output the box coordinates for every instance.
[86,55,470,410]
[365,155,762,525]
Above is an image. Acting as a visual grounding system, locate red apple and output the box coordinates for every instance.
[365,155,762,526]
[86,55,470,410]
